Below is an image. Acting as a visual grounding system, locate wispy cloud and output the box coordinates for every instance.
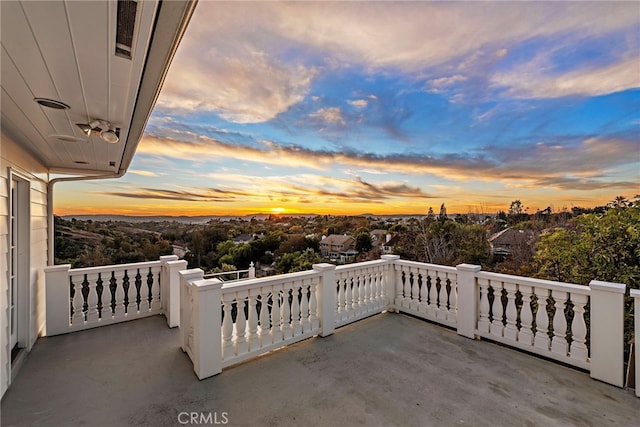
[493,56,640,99]
[309,107,346,127]
[102,187,252,203]
[139,130,638,191]
[348,99,369,108]
[128,170,161,177]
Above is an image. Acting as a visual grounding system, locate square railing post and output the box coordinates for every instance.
[191,278,223,380]
[631,288,640,397]
[44,264,71,336]
[180,269,204,353]
[589,280,626,387]
[160,255,187,328]
[313,263,337,337]
[456,264,481,339]
[381,255,400,311]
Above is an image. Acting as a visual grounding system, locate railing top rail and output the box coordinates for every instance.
[221,269,320,292]
[335,259,387,272]
[476,270,590,294]
[69,260,163,275]
[204,269,250,279]
[393,259,457,274]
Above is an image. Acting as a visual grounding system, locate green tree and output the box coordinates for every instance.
[355,232,373,253]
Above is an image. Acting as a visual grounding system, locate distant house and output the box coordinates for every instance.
[320,234,355,259]
[488,228,536,257]
[382,234,402,254]
[370,229,389,249]
[233,234,255,245]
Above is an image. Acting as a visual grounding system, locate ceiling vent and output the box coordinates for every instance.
[115,0,137,59]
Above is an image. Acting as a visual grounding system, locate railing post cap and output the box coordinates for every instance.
[160,255,179,262]
[456,263,482,272]
[44,264,71,273]
[630,288,640,297]
[313,263,337,271]
[589,280,626,293]
[381,255,400,261]
[193,278,223,290]
[180,268,205,279]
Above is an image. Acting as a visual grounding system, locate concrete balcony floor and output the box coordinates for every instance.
[2,313,637,427]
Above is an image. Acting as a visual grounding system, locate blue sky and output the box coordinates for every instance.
[57,1,640,216]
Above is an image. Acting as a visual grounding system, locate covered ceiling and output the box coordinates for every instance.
[1,0,196,177]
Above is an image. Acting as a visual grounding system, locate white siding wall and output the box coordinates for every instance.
[0,131,49,397]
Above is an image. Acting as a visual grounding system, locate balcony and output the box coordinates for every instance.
[2,257,639,425]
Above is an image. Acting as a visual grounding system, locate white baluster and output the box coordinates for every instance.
[374,267,383,309]
[271,287,282,344]
[345,275,353,319]
[447,274,458,323]
[477,278,491,334]
[503,282,518,341]
[534,289,550,351]
[70,275,85,326]
[518,285,534,346]
[409,269,418,311]
[337,276,346,320]
[349,274,357,316]
[300,279,311,333]
[281,286,293,339]
[247,291,259,351]
[394,265,403,309]
[123,270,136,315]
[569,293,588,362]
[222,293,234,359]
[428,273,438,318]
[363,270,372,312]
[138,268,151,313]
[309,280,319,330]
[151,267,162,312]
[401,269,410,309]
[235,291,248,355]
[490,281,504,338]
[437,276,449,320]
[354,274,362,316]
[85,273,100,324]
[258,288,271,347]
[291,280,302,337]
[551,290,568,356]
[416,270,426,314]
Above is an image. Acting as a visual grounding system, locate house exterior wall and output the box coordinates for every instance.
[0,131,49,398]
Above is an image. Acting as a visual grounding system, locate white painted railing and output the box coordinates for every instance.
[334,259,391,327]
[177,256,632,392]
[474,271,590,369]
[45,255,187,335]
[393,258,459,328]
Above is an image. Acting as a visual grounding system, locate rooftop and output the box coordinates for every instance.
[2,312,637,426]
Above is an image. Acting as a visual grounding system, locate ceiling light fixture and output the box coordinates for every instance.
[75,119,119,143]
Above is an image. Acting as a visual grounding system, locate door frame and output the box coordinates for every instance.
[8,168,31,357]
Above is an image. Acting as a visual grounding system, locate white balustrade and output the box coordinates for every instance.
[476,272,591,370]
[334,260,389,328]
[393,260,458,328]
[45,257,185,335]
[48,254,630,392]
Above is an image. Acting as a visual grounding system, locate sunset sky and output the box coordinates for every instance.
[55,1,640,216]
